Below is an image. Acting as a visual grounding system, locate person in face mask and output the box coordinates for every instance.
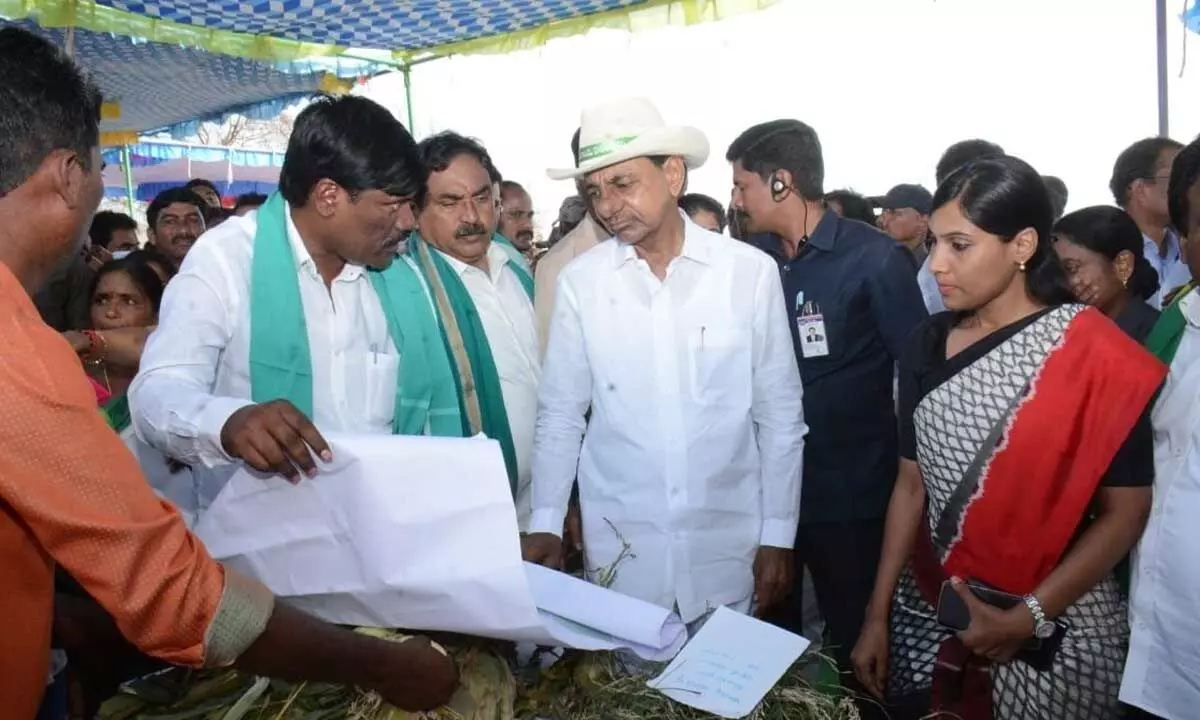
[89,210,139,259]
[146,187,207,269]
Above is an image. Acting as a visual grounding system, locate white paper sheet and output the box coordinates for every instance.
[647,606,810,719]
[194,433,686,660]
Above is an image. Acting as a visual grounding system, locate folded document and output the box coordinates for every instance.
[194,433,687,661]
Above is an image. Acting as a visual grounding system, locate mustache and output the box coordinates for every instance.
[455,223,488,239]
[517,230,534,240]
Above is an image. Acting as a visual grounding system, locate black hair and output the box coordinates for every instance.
[726,119,824,201]
[416,131,499,207]
[278,94,423,207]
[1168,137,1200,236]
[727,207,750,241]
[125,247,178,281]
[0,27,103,195]
[935,139,1005,186]
[89,210,138,249]
[147,187,206,231]
[89,255,167,316]
[234,192,268,212]
[1053,206,1159,301]
[1110,137,1183,207]
[932,155,1074,307]
[678,193,727,232]
[185,178,219,196]
[499,180,526,197]
[1042,175,1069,219]
[823,189,877,226]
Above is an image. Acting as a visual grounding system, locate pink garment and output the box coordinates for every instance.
[88,375,112,405]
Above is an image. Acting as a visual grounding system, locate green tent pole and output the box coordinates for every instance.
[402,63,416,135]
[121,144,136,215]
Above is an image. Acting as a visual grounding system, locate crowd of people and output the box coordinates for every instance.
[4,21,1200,720]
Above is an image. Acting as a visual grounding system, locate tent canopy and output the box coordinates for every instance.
[5,21,375,141]
[3,0,771,137]
[101,140,283,201]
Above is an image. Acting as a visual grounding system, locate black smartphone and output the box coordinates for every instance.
[935,578,1023,632]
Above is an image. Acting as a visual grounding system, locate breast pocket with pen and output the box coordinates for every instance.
[688,323,751,406]
[364,347,401,428]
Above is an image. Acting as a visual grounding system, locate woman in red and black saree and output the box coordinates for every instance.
[850,156,1166,720]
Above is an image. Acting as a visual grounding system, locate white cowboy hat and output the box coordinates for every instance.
[547,97,709,180]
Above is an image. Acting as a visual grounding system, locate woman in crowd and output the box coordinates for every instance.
[84,257,163,403]
[850,156,1164,719]
[1053,206,1160,342]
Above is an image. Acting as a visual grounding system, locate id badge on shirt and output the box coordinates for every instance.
[797,299,829,358]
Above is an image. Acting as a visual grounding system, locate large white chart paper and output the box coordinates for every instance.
[194,433,686,660]
[647,607,810,718]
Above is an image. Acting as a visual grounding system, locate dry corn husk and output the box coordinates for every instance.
[98,630,516,720]
[516,651,860,720]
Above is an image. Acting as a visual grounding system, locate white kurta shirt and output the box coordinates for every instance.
[1143,230,1192,309]
[529,216,807,623]
[1121,289,1200,719]
[129,207,399,517]
[435,242,540,529]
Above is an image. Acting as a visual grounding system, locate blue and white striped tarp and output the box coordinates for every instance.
[95,0,645,53]
[3,20,379,138]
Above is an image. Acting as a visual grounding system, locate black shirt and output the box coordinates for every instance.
[898,309,1153,489]
[1114,299,1160,345]
[748,211,928,523]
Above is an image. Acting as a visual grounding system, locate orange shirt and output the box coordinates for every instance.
[0,262,263,717]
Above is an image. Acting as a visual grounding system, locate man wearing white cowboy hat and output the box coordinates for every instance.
[523,97,807,626]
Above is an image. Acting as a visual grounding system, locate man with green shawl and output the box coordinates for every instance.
[1122,129,1200,720]
[129,95,520,719]
[406,131,539,529]
[131,98,535,527]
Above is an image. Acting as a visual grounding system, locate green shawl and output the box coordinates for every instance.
[102,393,131,434]
[403,233,532,491]
[1145,281,1196,366]
[247,192,463,439]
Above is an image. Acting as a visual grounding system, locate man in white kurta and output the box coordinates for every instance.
[129,191,407,518]
[425,239,540,526]
[411,131,541,527]
[1121,288,1200,720]
[524,98,806,624]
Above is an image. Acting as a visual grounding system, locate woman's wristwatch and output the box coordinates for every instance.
[1023,594,1057,639]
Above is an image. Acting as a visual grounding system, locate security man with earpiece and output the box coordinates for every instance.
[727,119,927,719]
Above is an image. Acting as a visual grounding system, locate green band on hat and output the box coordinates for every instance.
[577,134,640,164]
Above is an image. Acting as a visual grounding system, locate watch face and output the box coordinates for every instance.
[1035,620,1056,639]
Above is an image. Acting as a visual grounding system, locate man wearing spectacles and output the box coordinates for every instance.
[1111,137,1188,308]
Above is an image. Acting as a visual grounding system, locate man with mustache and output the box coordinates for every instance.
[523,98,806,632]
[498,180,536,257]
[130,99,492,521]
[146,186,207,269]
[0,28,458,718]
[404,131,540,529]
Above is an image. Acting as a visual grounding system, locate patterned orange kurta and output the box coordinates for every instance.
[0,261,271,718]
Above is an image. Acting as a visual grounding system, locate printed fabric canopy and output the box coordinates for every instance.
[4,0,772,62]
[2,0,771,138]
[1,18,379,141]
